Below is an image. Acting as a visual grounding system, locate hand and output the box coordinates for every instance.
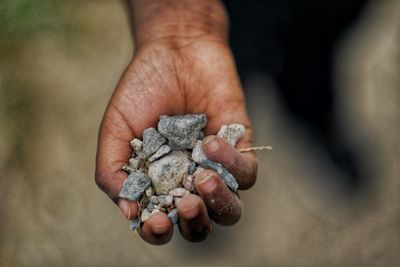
[95,0,257,245]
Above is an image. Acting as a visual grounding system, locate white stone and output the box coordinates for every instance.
[129,157,140,169]
[217,124,245,146]
[169,187,188,197]
[145,186,154,197]
[130,138,143,152]
[148,151,192,194]
[192,140,207,163]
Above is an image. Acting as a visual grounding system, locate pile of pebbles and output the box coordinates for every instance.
[118,114,245,231]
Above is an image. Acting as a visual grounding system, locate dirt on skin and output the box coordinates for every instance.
[1,0,400,266]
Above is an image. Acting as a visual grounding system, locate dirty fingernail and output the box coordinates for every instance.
[196,172,217,192]
[203,136,220,153]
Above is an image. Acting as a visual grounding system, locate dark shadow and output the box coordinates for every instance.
[224,0,371,193]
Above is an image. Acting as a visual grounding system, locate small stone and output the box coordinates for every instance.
[183,175,195,192]
[145,186,154,198]
[139,127,166,159]
[199,159,239,192]
[119,170,151,201]
[147,202,154,212]
[217,124,245,147]
[158,114,207,149]
[150,196,159,204]
[169,187,187,197]
[149,144,172,162]
[141,209,151,222]
[173,197,181,206]
[129,218,139,231]
[129,157,140,169]
[148,151,192,194]
[130,138,143,152]
[158,194,173,206]
[122,164,134,173]
[197,131,205,140]
[167,208,179,224]
[192,140,207,163]
[187,161,197,175]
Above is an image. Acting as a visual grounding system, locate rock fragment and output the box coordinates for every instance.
[158,194,173,206]
[217,124,245,146]
[167,208,179,224]
[130,138,143,152]
[145,186,154,198]
[199,159,239,192]
[169,187,188,197]
[139,127,166,159]
[129,218,139,231]
[141,209,151,222]
[122,164,134,173]
[187,161,197,175]
[158,114,207,149]
[191,140,207,163]
[148,151,192,194]
[129,157,140,169]
[149,144,172,162]
[119,170,151,201]
[183,175,195,192]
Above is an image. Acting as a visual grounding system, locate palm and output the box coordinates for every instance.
[104,41,250,139]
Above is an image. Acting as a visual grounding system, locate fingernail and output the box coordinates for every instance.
[196,172,217,192]
[118,199,131,220]
[203,136,220,153]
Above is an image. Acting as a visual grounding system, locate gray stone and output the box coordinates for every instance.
[217,124,245,147]
[149,195,159,204]
[118,170,151,201]
[139,127,166,159]
[147,202,154,212]
[158,194,173,206]
[192,140,207,163]
[158,114,207,149]
[187,161,197,175]
[129,218,139,231]
[199,159,239,192]
[149,144,172,162]
[167,208,179,224]
[148,151,192,194]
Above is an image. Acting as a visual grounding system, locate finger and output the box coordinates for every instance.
[194,169,243,226]
[140,212,173,245]
[177,194,212,242]
[202,135,257,189]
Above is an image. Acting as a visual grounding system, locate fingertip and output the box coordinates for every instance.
[118,199,139,220]
[177,194,202,219]
[194,170,219,194]
[177,194,212,242]
[141,213,173,245]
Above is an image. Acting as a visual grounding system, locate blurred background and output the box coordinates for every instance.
[0,0,399,266]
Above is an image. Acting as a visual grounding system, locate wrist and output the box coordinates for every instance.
[129,0,229,49]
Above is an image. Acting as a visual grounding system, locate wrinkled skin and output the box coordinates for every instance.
[95,38,257,245]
